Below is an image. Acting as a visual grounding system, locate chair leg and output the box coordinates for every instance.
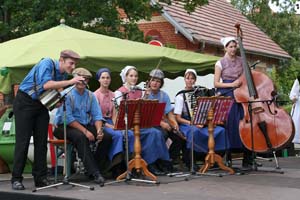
[55,147,59,183]
[53,143,73,182]
[66,144,73,177]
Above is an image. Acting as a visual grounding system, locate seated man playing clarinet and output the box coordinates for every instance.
[53,68,112,185]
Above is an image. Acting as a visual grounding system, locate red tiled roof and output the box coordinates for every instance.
[162,0,291,59]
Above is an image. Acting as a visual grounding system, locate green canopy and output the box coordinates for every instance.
[0,24,218,94]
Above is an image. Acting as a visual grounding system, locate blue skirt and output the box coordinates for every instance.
[217,80,244,149]
[140,127,170,164]
[179,124,226,152]
[103,119,134,161]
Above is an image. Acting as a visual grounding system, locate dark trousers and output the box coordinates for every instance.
[155,127,186,161]
[12,91,49,183]
[53,124,112,176]
[168,131,186,161]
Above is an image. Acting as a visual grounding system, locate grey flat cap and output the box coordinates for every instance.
[72,67,92,78]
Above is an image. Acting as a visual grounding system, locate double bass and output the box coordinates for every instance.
[234,23,294,153]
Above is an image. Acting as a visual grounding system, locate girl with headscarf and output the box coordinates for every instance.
[174,69,226,167]
[114,66,170,176]
[94,68,134,177]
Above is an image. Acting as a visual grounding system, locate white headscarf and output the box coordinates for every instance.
[185,69,197,79]
[120,65,136,83]
[220,36,237,47]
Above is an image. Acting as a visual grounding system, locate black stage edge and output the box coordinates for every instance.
[0,191,74,200]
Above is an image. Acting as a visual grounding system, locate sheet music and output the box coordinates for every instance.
[192,97,233,125]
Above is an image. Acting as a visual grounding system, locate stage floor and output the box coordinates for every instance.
[1,157,300,200]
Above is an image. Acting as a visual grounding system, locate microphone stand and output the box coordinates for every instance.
[217,87,237,168]
[171,87,222,179]
[33,85,94,192]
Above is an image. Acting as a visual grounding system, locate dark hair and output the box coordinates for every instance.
[184,71,196,80]
[225,40,237,47]
[148,77,164,88]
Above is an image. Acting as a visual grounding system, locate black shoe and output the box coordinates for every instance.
[12,181,25,190]
[185,162,200,172]
[147,164,165,176]
[111,162,126,179]
[35,178,50,187]
[94,173,105,186]
[157,160,174,174]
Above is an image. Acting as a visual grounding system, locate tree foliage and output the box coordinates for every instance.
[231,0,300,60]
[0,0,141,42]
[231,0,300,100]
[0,0,208,43]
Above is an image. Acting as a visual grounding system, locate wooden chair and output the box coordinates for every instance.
[48,124,73,182]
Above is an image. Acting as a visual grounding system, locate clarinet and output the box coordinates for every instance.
[90,122,105,153]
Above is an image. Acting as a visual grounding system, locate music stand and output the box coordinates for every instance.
[105,99,165,185]
[193,96,235,175]
[33,86,94,192]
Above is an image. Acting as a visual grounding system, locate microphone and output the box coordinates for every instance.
[193,85,207,91]
[250,60,260,69]
[73,74,88,87]
[130,86,144,91]
[81,80,88,86]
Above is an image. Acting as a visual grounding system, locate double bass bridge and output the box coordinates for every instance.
[253,106,264,114]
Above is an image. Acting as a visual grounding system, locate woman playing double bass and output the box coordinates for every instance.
[214,37,252,167]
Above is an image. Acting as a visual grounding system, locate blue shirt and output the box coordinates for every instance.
[54,88,104,125]
[147,90,173,114]
[19,58,67,99]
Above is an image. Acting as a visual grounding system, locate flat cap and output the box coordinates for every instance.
[150,69,164,79]
[60,49,80,59]
[72,68,92,78]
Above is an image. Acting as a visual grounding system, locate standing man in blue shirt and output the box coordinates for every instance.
[53,68,112,186]
[11,50,85,190]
